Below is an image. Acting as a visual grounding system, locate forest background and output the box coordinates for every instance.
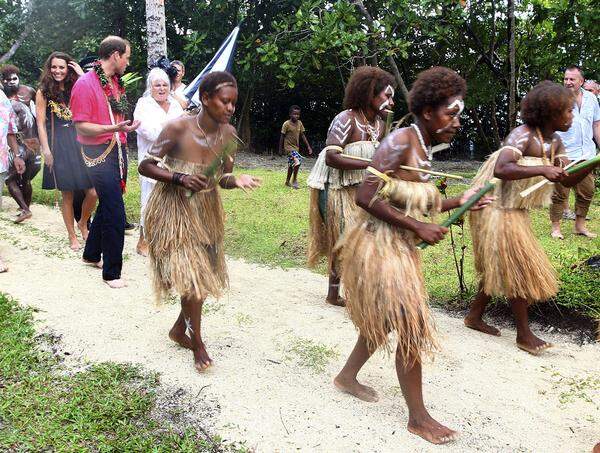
[1,0,599,157]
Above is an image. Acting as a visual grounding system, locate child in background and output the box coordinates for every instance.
[279,105,313,189]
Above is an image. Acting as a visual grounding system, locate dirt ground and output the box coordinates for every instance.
[1,197,599,453]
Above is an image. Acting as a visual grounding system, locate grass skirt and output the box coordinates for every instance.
[307,185,358,270]
[144,157,227,302]
[339,214,438,365]
[470,208,558,302]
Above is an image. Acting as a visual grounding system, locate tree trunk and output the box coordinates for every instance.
[468,108,492,155]
[490,101,502,148]
[0,28,30,64]
[507,0,517,129]
[236,86,254,151]
[146,0,167,67]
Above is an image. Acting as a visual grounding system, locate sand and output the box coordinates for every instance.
[1,197,598,453]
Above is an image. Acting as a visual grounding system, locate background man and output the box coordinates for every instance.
[70,36,139,288]
[549,65,600,239]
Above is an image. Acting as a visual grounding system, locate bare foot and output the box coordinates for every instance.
[516,333,553,356]
[69,236,81,251]
[83,258,102,269]
[136,238,149,257]
[0,259,7,273]
[407,414,459,445]
[284,181,291,187]
[464,316,501,336]
[593,442,600,453]
[104,278,127,288]
[326,297,346,307]
[193,343,213,372]
[575,229,597,238]
[14,210,32,224]
[77,220,89,241]
[551,230,564,240]
[333,375,379,402]
[168,326,193,350]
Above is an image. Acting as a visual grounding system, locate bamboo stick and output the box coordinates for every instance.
[417,179,497,250]
[519,160,577,198]
[339,153,464,180]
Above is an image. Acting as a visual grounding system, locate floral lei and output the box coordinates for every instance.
[48,100,72,121]
[93,62,129,114]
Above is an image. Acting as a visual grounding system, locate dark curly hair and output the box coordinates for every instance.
[520,81,573,128]
[409,66,466,115]
[198,71,237,99]
[343,66,396,111]
[0,64,20,80]
[38,52,79,103]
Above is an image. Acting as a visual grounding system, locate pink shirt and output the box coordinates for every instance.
[70,70,127,145]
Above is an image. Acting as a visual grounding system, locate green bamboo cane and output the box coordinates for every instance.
[417,179,497,250]
[566,155,600,175]
[384,109,394,137]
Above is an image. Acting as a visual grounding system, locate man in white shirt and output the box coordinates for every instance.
[550,66,600,239]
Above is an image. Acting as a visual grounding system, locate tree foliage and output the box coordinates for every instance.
[0,0,598,155]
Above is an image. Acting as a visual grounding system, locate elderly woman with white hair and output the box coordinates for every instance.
[134,68,184,256]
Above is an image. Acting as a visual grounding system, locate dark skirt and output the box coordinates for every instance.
[42,114,93,191]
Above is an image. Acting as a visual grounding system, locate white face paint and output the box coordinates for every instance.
[4,74,19,87]
[435,99,465,134]
[378,85,395,111]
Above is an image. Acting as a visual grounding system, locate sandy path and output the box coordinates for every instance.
[1,197,598,453]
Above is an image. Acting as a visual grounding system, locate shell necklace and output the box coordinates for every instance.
[411,123,433,161]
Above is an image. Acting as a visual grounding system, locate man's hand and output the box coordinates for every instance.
[541,166,567,182]
[181,174,209,192]
[415,223,448,245]
[235,174,262,191]
[13,156,26,174]
[114,119,141,133]
[459,185,495,211]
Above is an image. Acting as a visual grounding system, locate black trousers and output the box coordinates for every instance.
[82,143,127,281]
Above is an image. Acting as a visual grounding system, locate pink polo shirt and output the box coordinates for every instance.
[70,70,127,145]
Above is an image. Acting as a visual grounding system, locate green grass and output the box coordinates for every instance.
[27,164,600,318]
[0,293,244,452]
[285,337,339,373]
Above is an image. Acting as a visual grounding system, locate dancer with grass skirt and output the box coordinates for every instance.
[307,66,395,306]
[464,81,600,355]
[334,67,493,445]
[138,71,260,373]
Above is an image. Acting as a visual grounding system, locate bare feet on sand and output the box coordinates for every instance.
[83,258,102,269]
[326,297,346,307]
[0,259,7,273]
[464,316,501,336]
[333,375,379,402]
[136,239,149,257]
[169,325,193,350]
[77,220,89,241]
[104,278,127,289]
[407,413,459,445]
[193,343,213,372]
[14,210,32,224]
[69,235,81,251]
[516,332,553,355]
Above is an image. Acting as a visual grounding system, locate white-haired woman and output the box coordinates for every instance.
[134,68,184,256]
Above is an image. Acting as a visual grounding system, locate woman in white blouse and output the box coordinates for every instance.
[134,68,184,256]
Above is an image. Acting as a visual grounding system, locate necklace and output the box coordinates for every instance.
[411,123,432,160]
[196,114,223,156]
[93,62,129,114]
[359,110,380,143]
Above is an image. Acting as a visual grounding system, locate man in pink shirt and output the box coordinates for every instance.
[71,36,140,288]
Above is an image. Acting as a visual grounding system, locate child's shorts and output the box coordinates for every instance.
[288,150,303,168]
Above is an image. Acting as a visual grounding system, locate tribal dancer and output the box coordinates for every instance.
[334,67,492,445]
[464,81,599,354]
[307,66,395,306]
[1,64,40,223]
[138,72,260,373]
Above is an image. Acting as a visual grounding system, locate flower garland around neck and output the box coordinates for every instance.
[48,100,72,121]
[93,62,129,114]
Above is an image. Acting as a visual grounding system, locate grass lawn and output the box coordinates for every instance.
[0,293,244,452]
[29,164,600,318]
